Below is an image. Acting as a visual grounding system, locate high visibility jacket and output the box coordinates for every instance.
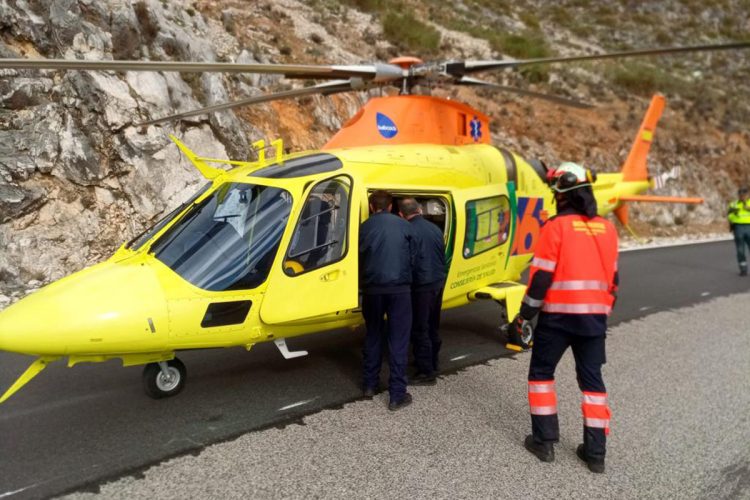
[527,214,619,315]
[728,200,750,225]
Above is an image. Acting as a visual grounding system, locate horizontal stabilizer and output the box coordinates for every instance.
[618,195,703,204]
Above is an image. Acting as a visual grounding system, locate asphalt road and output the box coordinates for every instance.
[70,292,750,500]
[0,240,748,499]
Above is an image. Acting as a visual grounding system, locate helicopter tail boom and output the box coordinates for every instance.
[606,94,702,227]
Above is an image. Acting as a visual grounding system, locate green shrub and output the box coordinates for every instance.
[490,31,551,82]
[519,11,540,30]
[341,0,384,12]
[545,5,573,26]
[607,62,689,96]
[495,31,550,59]
[382,11,441,54]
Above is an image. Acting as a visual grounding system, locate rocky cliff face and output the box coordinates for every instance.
[0,0,748,302]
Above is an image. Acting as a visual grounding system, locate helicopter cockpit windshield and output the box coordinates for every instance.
[150,183,293,291]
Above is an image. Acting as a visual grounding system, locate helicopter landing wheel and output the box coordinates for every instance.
[143,358,186,399]
[519,320,534,350]
[503,318,534,351]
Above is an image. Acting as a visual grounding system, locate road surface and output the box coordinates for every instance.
[0,240,747,498]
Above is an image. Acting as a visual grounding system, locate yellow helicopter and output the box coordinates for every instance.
[0,42,746,403]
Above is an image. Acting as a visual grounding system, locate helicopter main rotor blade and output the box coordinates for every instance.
[457,77,592,109]
[137,79,367,126]
[0,58,405,82]
[460,41,750,74]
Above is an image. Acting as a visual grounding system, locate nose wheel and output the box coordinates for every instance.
[502,319,534,351]
[143,358,186,399]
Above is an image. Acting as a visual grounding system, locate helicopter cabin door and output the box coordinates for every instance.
[260,174,360,324]
[443,183,514,302]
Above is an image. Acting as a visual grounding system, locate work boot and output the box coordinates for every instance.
[410,373,437,386]
[363,387,377,399]
[524,435,554,462]
[388,393,413,411]
[576,444,605,473]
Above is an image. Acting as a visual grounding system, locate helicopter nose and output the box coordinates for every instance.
[0,261,169,356]
[0,295,74,355]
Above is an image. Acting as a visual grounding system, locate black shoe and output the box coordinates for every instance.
[524,435,554,462]
[363,387,377,398]
[410,373,437,386]
[388,393,413,411]
[741,269,748,276]
[576,444,605,473]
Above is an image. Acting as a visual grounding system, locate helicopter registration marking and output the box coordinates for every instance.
[512,197,546,256]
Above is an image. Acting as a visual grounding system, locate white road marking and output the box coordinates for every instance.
[701,292,711,297]
[450,354,470,362]
[278,398,318,412]
[0,484,36,498]
[639,306,652,312]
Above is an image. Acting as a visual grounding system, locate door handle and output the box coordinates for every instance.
[320,269,341,282]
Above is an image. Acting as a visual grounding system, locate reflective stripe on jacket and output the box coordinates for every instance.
[527,214,619,316]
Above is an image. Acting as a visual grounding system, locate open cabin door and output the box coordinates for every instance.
[260,174,361,324]
[443,182,514,302]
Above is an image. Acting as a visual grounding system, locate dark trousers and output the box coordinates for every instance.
[362,292,412,402]
[528,322,608,459]
[733,224,750,271]
[411,287,443,376]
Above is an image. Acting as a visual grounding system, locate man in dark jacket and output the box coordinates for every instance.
[359,190,416,411]
[399,197,446,384]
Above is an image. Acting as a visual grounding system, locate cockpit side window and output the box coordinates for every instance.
[284,176,351,276]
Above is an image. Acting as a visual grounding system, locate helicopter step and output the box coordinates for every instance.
[468,281,526,311]
[468,282,531,351]
[274,338,309,360]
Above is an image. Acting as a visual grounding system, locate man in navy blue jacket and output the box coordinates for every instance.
[399,197,446,385]
[359,190,417,411]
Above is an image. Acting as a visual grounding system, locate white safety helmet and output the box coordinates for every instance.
[547,162,596,193]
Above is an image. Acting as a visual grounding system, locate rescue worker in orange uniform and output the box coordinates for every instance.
[507,162,619,473]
